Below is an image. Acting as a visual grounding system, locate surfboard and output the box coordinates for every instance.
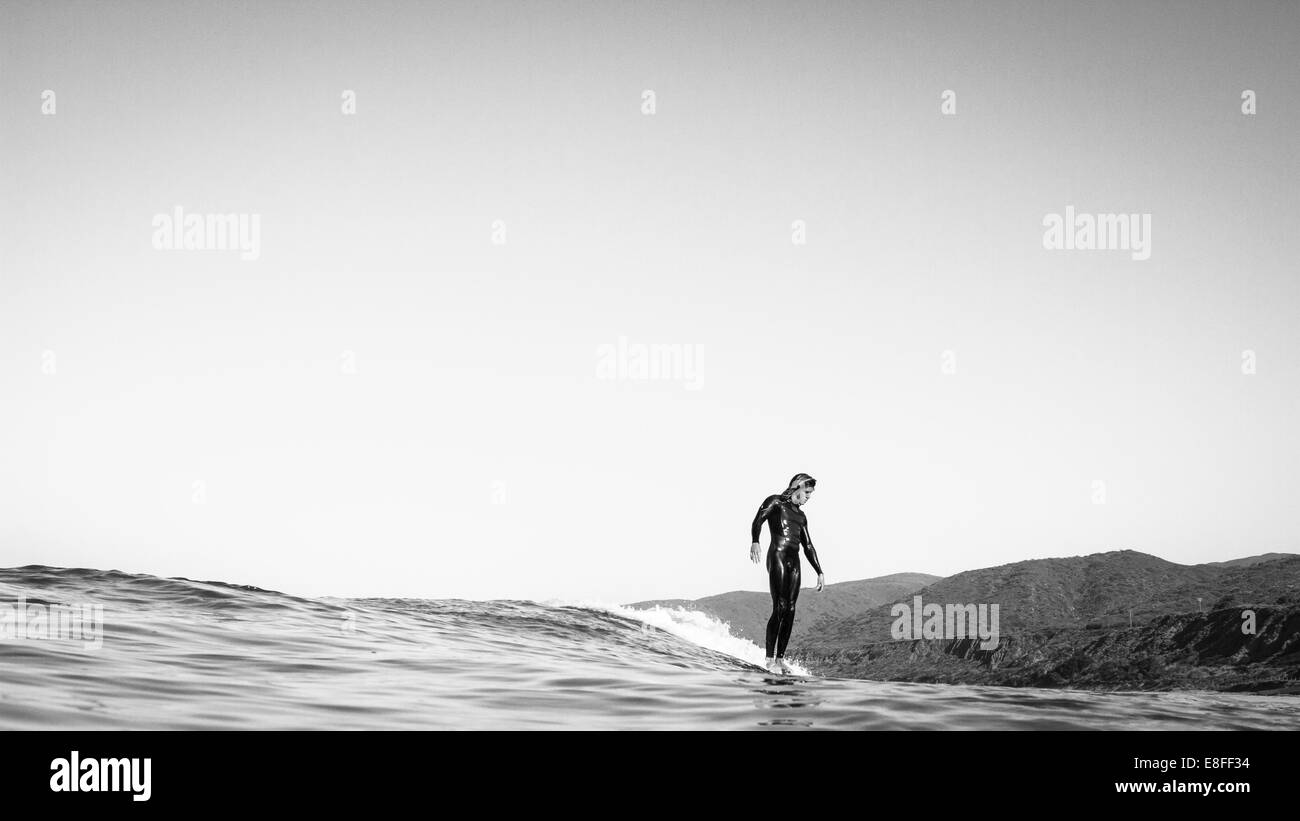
[754,662,811,680]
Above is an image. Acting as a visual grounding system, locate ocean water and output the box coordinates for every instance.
[2,566,1298,730]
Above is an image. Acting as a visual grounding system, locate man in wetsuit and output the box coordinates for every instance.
[749,473,825,673]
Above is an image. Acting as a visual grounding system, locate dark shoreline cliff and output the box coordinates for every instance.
[793,551,1300,693]
[797,603,1300,694]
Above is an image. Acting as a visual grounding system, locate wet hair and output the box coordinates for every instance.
[780,473,816,501]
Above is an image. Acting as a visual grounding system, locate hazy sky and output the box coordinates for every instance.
[2,1,1297,603]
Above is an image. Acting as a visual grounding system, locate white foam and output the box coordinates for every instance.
[537,597,812,676]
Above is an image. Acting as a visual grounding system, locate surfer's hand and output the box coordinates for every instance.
[816,573,825,592]
[750,542,761,564]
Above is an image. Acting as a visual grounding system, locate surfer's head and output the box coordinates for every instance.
[783,473,816,506]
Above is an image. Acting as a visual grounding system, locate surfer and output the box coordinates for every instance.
[749,473,824,674]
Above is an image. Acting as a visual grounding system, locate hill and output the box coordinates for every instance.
[795,551,1300,693]
[1203,552,1297,568]
[802,550,1300,648]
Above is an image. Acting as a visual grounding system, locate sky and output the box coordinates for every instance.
[1,0,1297,603]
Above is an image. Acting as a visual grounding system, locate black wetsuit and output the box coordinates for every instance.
[751,494,823,658]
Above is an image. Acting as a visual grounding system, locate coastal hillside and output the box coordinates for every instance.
[795,551,1300,693]
[1203,552,1296,568]
[804,550,1300,644]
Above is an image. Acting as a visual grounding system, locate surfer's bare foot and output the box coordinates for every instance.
[776,658,792,674]
[765,657,780,672]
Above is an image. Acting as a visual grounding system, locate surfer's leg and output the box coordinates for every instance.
[775,559,801,659]
[764,547,786,661]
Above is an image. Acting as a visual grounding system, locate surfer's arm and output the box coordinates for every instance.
[750,495,779,544]
[802,523,824,575]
